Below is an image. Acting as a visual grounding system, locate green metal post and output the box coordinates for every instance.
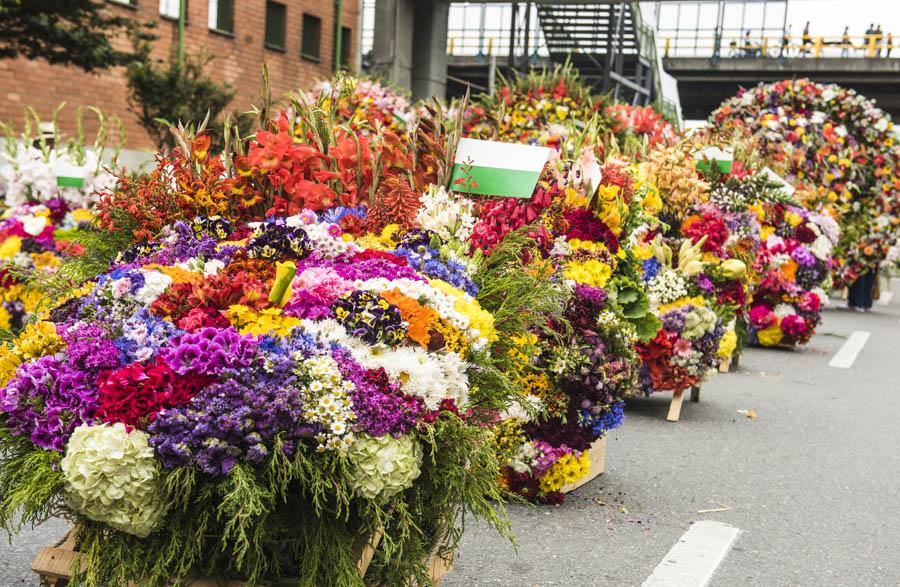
[334,0,344,71]
[177,0,187,69]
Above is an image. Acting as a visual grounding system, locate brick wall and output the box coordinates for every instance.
[0,0,359,150]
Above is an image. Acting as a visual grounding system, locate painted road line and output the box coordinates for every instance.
[828,331,871,369]
[877,291,893,306]
[643,521,740,587]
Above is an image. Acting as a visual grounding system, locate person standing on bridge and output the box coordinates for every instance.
[886,32,893,57]
[841,26,851,57]
[801,21,813,56]
[781,24,792,57]
[875,25,884,56]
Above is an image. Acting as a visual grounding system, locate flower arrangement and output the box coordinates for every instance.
[0,88,569,585]
[606,103,678,148]
[310,75,414,132]
[712,79,897,286]
[747,202,835,347]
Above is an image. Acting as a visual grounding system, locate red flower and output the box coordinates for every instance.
[98,358,214,427]
[176,306,232,332]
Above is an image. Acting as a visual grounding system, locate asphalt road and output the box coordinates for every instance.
[2,283,899,587]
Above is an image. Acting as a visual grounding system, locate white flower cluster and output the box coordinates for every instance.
[295,354,356,451]
[415,185,476,244]
[499,393,543,424]
[291,218,359,258]
[509,441,540,475]
[175,257,225,277]
[61,423,169,538]
[646,267,688,306]
[1,147,115,209]
[773,303,797,318]
[299,318,470,410]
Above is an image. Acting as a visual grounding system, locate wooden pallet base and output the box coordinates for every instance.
[559,437,607,494]
[34,526,385,587]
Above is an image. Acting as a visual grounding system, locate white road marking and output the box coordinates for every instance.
[828,331,871,369]
[643,521,740,587]
[877,291,893,306]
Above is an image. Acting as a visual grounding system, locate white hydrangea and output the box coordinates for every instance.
[347,433,422,500]
[415,185,476,244]
[61,423,169,538]
[809,235,833,261]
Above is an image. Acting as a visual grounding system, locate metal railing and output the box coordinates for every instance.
[662,33,898,59]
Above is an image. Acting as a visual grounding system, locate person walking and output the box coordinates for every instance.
[781,24,792,57]
[848,270,878,311]
[887,32,893,57]
[865,23,875,56]
[841,26,851,57]
[801,21,812,56]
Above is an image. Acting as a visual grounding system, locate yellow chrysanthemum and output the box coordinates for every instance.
[757,324,784,346]
[538,451,591,494]
[0,236,23,259]
[717,330,737,359]
[563,258,612,288]
[429,278,497,344]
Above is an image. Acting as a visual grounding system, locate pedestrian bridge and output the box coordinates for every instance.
[664,56,900,119]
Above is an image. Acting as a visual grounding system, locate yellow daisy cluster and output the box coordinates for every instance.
[295,354,356,451]
[564,259,613,288]
[538,450,591,494]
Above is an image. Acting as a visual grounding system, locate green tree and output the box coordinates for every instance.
[0,0,142,70]
[126,39,235,149]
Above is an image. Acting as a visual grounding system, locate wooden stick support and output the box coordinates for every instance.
[667,389,685,422]
[690,386,701,403]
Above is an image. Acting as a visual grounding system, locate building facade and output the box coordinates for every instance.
[0,0,359,149]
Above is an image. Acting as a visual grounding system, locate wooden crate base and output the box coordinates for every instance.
[33,527,383,587]
[559,437,608,494]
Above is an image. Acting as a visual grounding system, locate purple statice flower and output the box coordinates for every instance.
[0,356,98,452]
[159,327,259,376]
[393,244,478,296]
[59,322,122,372]
[331,347,421,437]
[149,378,312,476]
[661,306,688,332]
[790,246,816,268]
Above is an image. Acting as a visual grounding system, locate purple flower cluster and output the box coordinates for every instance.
[332,347,421,437]
[331,291,407,346]
[245,221,312,260]
[148,378,311,475]
[159,327,259,376]
[0,356,98,452]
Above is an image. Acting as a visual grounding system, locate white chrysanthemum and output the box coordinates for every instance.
[500,393,543,424]
[61,423,169,538]
[510,441,540,474]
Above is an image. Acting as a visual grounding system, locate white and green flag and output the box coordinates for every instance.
[449,138,552,199]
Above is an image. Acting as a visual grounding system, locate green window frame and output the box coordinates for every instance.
[301,13,322,62]
[208,0,233,34]
[265,1,287,51]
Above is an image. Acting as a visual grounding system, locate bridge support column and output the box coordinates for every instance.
[372,0,415,90]
[372,0,449,100]
[411,0,449,100]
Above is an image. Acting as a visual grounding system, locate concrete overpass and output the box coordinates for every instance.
[663,57,900,120]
